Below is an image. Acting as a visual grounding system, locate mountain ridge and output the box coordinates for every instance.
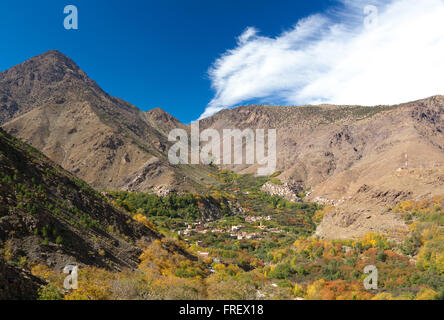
[199,95,444,238]
[0,50,218,193]
[1,50,444,239]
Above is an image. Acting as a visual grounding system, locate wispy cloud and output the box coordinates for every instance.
[199,0,444,119]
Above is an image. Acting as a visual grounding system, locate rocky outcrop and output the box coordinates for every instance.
[260,181,303,202]
[0,258,46,300]
[152,184,175,197]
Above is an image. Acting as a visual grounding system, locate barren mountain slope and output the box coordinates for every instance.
[0,256,46,300]
[200,96,444,238]
[0,127,160,272]
[0,51,217,193]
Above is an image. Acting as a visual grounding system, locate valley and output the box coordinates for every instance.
[0,51,443,300]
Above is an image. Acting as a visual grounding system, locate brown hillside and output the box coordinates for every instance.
[0,127,160,272]
[199,97,444,238]
[0,50,217,193]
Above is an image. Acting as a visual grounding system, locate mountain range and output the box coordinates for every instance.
[0,50,218,194]
[1,50,444,240]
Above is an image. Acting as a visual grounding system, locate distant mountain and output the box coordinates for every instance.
[0,50,217,193]
[0,127,160,273]
[200,97,444,239]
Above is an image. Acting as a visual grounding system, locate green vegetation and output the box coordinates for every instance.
[37,284,64,300]
[96,171,442,300]
[110,192,201,220]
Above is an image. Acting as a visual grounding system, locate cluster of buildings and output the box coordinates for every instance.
[245,215,272,223]
[178,223,224,236]
[231,231,260,240]
[177,216,276,239]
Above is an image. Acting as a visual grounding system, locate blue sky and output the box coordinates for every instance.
[1,0,444,123]
[0,0,330,123]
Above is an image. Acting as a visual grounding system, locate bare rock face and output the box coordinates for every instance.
[0,257,46,300]
[315,168,444,239]
[260,181,303,202]
[152,185,175,197]
[144,108,185,137]
[120,157,169,192]
[200,96,444,238]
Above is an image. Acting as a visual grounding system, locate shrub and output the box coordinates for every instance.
[38,284,63,300]
[55,236,63,245]
[269,263,293,279]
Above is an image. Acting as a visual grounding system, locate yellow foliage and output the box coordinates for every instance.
[214,263,226,272]
[355,232,390,249]
[305,279,326,300]
[371,292,394,300]
[139,239,206,280]
[293,283,304,297]
[31,264,57,281]
[205,274,256,300]
[313,206,333,224]
[417,235,444,275]
[394,195,444,214]
[64,267,114,300]
[150,274,205,300]
[409,222,420,232]
[133,213,156,231]
[65,282,112,300]
[415,288,439,300]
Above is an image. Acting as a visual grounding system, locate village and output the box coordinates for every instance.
[175,214,290,260]
[177,215,283,240]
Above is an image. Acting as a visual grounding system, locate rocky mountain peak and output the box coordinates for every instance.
[0,50,103,125]
[0,50,87,84]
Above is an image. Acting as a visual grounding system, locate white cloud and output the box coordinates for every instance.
[199,0,444,119]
